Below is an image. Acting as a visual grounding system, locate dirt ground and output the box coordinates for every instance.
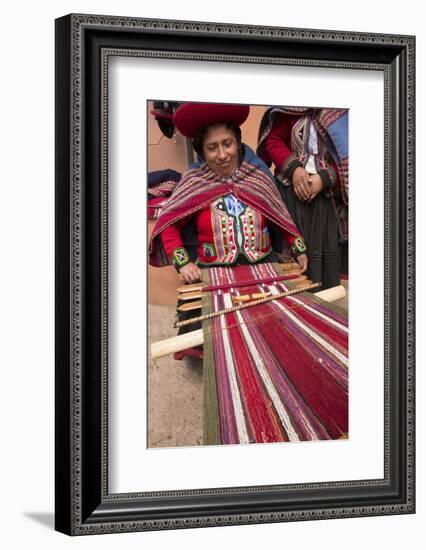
[148,221,204,448]
[147,221,349,448]
[148,303,203,448]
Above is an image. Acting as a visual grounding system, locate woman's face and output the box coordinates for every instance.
[202,125,239,178]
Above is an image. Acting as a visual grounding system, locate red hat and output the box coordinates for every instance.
[173,102,250,138]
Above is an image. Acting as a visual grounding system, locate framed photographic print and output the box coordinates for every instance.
[146,99,349,451]
[55,14,415,535]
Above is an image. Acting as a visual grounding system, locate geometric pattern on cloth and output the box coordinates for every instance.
[148,179,179,198]
[202,262,348,445]
[172,247,190,268]
[291,236,307,256]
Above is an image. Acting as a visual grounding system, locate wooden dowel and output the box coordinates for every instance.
[178,278,306,301]
[177,282,205,293]
[178,278,311,311]
[233,292,271,303]
[177,300,203,312]
[151,329,204,360]
[280,262,300,271]
[151,284,346,359]
[315,285,346,302]
[285,275,308,285]
[175,282,321,328]
[178,290,203,301]
[176,269,303,294]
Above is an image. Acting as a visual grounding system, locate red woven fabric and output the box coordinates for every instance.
[205,263,348,444]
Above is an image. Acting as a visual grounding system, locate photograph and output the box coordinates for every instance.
[147,100,349,448]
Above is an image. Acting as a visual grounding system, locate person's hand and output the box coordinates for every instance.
[179,262,202,284]
[307,174,323,203]
[292,167,311,202]
[296,253,308,274]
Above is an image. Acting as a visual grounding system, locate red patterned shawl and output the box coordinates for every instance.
[149,146,301,267]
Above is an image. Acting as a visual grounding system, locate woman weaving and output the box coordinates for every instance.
[149,103,349,445]
[149,102,308,282]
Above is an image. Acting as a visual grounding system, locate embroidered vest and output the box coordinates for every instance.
[198,194,272,266]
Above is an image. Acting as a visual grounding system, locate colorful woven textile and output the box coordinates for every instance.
[147,170,181,219]
[203,263,348,445]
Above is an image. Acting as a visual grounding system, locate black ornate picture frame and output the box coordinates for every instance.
[55,14,415,535]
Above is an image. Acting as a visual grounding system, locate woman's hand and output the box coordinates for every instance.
[292,167,311,201]
[296,253,308,274]
[179,262,202,284]
[307,174,323,203]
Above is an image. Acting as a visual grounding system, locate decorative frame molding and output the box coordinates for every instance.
[55,14,415,535]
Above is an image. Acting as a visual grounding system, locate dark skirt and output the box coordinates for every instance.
[279,182,340,290]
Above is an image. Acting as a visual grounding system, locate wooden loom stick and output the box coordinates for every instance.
[178,290,205,301]
[151,329,204,360]
[174,282,321,328]
[176,270,303,294]
[177,300,203,312]
[233,292,271,303]
[151,284,346,359]
[177,281,341,310]
[279,262,300,271]
[176,278,315,310]
[176,282,205,293]
[178,275,308,300]
[315,285,346,302]
[178,275,312,301]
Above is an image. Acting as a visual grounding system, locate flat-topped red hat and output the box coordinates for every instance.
[173,102,250,138]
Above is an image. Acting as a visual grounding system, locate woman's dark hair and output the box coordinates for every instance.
[192,121,243,163]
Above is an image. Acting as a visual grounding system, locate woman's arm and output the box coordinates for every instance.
[160,221,202,283]
[265,114,310,201]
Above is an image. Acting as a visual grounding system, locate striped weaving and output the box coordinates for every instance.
[203,263,348,445]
